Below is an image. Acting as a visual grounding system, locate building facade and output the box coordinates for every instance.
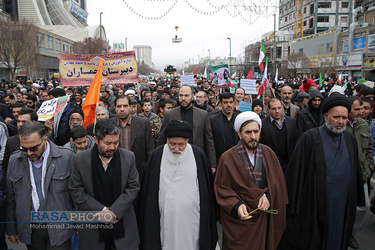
[0,0,106,80]
[279,0,356,36]
[133,45,153,67]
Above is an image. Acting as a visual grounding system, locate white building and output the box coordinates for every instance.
[0,0,106,79]
[133,45,153,67]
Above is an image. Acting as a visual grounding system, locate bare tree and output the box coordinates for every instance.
[72,37,108,54]
[138,61,157,75]
[287,52,310,78]
[0,20,39,82]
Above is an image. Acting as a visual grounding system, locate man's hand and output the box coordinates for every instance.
[237,204,252,221]
[257,194,270,211]
[8,235,19,244]
[44,118,54,134]
[211,168,216,174]
[94,208,117,224]
[4,117,12,124]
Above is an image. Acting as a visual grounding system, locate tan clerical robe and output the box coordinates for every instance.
[214,144,288,250]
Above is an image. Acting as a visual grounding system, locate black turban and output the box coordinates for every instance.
[321,94,351,114]
[164,119,193,138]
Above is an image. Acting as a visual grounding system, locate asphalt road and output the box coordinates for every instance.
[6,179,375,250]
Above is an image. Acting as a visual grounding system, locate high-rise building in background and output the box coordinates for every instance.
[133,45,153,67]
[0,0,106,79]
[279,0,356,37]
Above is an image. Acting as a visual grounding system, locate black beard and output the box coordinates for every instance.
[244,139,259,151]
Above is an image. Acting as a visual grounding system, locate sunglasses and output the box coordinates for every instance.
[20,140,44,152]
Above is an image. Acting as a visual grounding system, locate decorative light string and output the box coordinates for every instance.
[122,0,278,25]
[184,0,224,15]
[122,0,178,20]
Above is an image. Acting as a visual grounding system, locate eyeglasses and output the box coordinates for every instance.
[168,142,187,149]
[20,140,44,152]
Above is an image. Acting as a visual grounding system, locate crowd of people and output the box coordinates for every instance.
[0,75,373,250]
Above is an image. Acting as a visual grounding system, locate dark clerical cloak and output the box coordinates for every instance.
[279,127,365,250]
[137,144,218,250]
[214,144,288,250]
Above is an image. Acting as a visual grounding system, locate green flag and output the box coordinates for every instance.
[319,73,323,88]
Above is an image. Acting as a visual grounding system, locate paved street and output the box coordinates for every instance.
[6,178,375,250]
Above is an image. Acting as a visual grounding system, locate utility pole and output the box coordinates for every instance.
[274,13,277,78]
[100,12,103,40]
[208,49,210,66]
[227,37,231,67]
[125,38,127,51]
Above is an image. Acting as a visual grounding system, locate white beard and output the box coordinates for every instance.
[166,147,188,165]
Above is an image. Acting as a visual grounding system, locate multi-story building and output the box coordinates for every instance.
[244,30,293,78]
[133,45,153,67]
[290,29,341,78]
[337,0,375,80]
[279,0,357,36]
[0,0,106,80]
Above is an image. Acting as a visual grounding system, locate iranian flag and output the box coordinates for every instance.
[257,57,268,98]
[337,74,342,85]
[259,40,266,71]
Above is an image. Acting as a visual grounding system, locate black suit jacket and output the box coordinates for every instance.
[260,115,298,165]
[113,116,154,177]
[209,110,241,162]
[2,135,20,181]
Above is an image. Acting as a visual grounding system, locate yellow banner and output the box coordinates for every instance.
[58,51,138,86]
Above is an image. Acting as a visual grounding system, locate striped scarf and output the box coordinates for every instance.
[236,141,263,186]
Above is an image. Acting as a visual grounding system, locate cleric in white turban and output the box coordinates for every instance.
[234,111,262,132]
[215,112,288,250]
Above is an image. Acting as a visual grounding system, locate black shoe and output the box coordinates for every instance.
[348,235,359,249]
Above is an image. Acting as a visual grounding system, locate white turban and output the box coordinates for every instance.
[234,111,262,132]
[32,83,41,89]
[125,89,136,96]
[328,85,345,97]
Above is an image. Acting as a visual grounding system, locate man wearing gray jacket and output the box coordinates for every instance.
[6,121,75,249]
[69,119,140,250]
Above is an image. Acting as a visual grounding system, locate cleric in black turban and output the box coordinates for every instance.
[164,119,193,139]
[321,94,352,114]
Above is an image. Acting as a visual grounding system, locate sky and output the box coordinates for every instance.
[87,0,279,70]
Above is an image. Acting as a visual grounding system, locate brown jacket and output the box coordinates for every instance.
[214,144,288,250]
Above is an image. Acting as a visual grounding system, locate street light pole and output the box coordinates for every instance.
[208,49,210,66]
[227,37,231,67]
[125,38,127,51]
[100,12,103,40]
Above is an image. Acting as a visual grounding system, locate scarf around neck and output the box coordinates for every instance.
[236,141,263,186]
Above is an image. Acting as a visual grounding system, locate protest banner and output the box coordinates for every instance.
[239,101,252,112]
[37,96,70,121]
[240,79,257,95]
[180,75,195,86]
[58,51,138,86]
[211,64,231,88]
